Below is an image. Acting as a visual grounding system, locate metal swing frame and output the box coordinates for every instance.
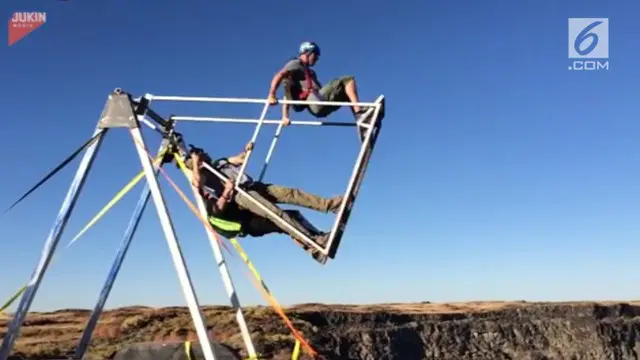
[0,87,384,360]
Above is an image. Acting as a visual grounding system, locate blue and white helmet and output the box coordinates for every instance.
[299,41,320,56]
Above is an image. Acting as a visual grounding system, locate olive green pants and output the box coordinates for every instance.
[307,75,354,117]
[286,75,355,118]
[240,210,316,238]
[232,183,341,239]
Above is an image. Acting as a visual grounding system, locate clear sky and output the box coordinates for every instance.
[1,0,638,312]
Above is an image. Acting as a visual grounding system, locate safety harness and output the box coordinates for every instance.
[188,145,245,238]
[209,216,242,239]
[287,57,315,101]
[299,64,314,100]
[199,185,243,238]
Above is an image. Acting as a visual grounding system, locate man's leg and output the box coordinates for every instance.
[307,77,346,118]
[242,211,327,264]
[241,211,328,264]
[341,76,362,114]
[251,182,342,214]
[308,76,374,140]
[241,215,284,238]
[242,210,319,238]
[308,76,368,115]
[232,188,322,242]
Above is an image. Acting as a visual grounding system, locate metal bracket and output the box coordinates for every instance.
[98,88,138,129]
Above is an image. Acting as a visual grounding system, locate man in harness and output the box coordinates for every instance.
[186,143,342,263]
[267,41,374,140]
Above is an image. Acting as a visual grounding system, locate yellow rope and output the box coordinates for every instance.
[0,152,165,314]
[170,150,318,358]
[292,339,301,360]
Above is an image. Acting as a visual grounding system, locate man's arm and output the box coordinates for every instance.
[269,60,302,125]
[281,96,290,125]
[213,180,235,213]
[226,142,253,166]
[311,70,322,89]
[268,67,288,100]
[190,152,202,188]
[269,67,291,124]
[268,60,300,97]
[226,152,246,166]
[190,152,235,214]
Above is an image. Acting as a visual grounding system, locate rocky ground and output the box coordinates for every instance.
[1,301,640,359]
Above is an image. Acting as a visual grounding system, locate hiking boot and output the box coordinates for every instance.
[355,108,373,124]
[311,251,328,265]
[292,234,329,265]
[310,233,330,265]
[292,231,326,250]
[312,233,330,248]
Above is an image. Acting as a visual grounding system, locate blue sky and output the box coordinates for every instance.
[1,0,638,312]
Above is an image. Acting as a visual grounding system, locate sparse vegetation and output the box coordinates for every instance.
[2,301,640,359]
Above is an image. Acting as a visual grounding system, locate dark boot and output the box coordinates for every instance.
[292,233,330,265]
[309,233,330,264]
[311,251,328,265]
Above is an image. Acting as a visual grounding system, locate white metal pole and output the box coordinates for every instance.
[129,127,218,360]
[73,139,168,360]
[148,95,378,107]
[139,116,161,132]
[171,116,355,127]
[0,127,107,360]
[186,168,257,358]
[257,121,285,182]
[233,103,270,189]
[325,97,384,256]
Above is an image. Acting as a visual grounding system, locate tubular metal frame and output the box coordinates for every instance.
[0,126,107,360]
[72,98,258,360]
[0,89,384,360]
[153,93,385,257]
[73,137,168,360]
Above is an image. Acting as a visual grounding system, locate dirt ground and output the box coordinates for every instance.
[1,300,639,359]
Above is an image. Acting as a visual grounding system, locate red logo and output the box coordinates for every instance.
[8,12,47,46]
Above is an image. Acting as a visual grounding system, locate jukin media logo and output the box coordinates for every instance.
[568,18,609,71]
[8,12,47,46]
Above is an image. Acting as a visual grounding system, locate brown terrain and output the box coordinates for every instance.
[1,300,640,360]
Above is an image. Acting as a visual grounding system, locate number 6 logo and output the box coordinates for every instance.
[574,20,603,56]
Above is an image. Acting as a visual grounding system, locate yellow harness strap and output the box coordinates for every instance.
[185,341,193,360]
[209,216,242,233]
[291,339,301,359]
